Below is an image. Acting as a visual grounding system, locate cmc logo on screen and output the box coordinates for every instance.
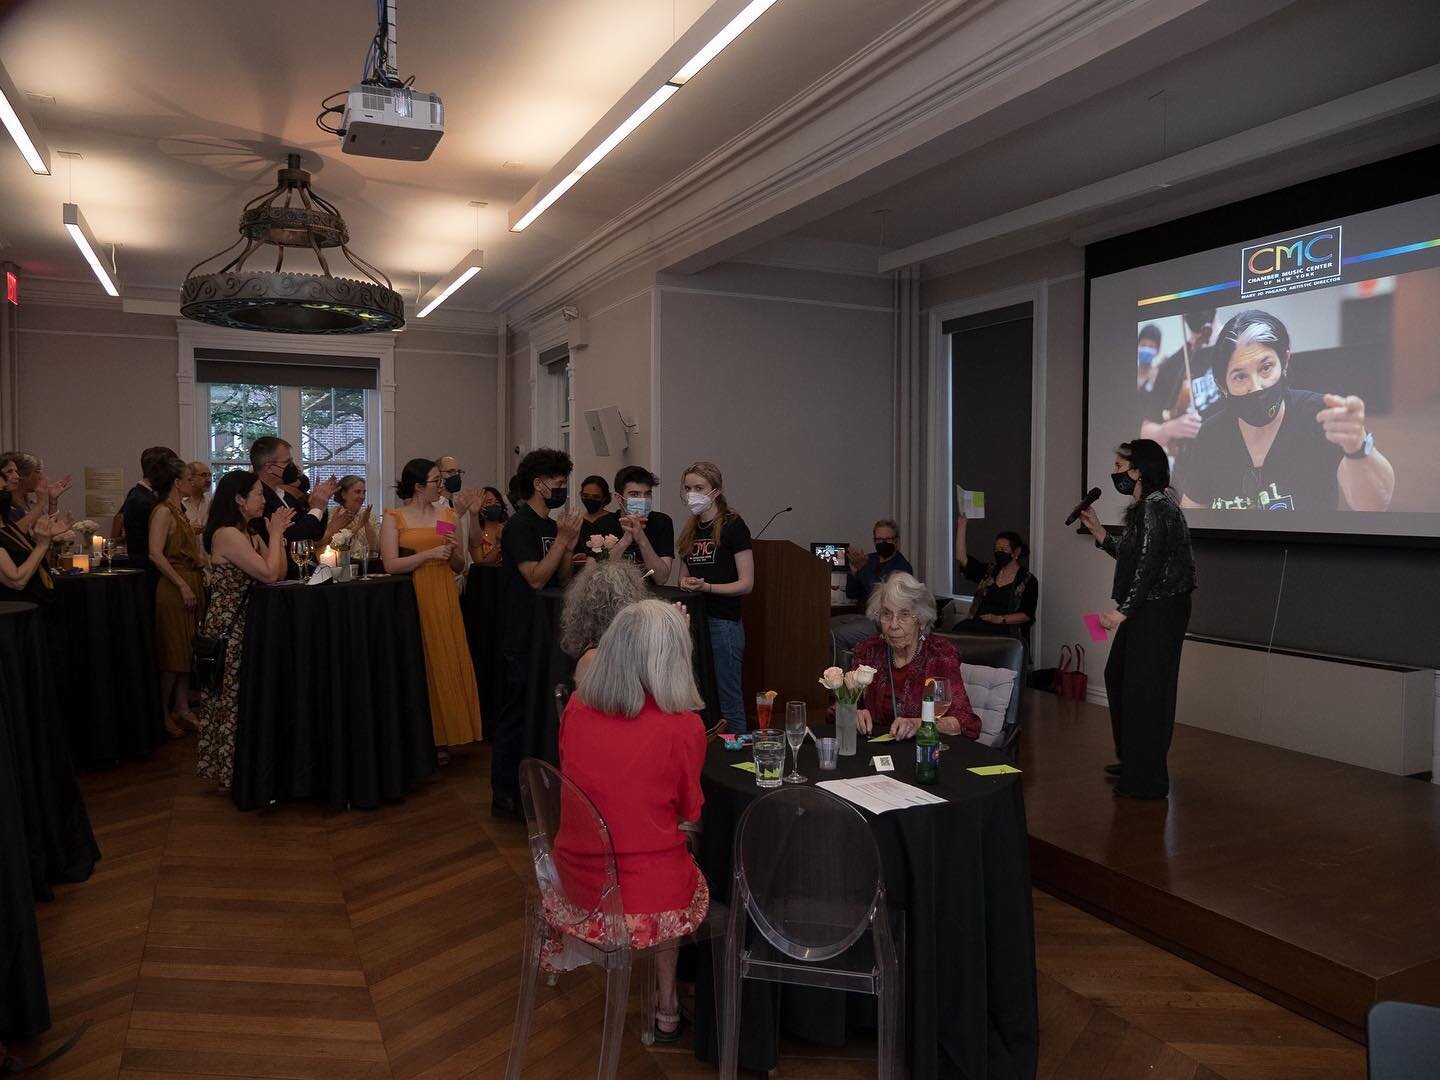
[1240,226,1342,298]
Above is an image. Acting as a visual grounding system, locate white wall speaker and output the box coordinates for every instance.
[585,406,629,457]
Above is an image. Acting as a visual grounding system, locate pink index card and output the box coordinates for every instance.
[435,519,457,537]
[720,733,738,743]
[1083,613,1109,642]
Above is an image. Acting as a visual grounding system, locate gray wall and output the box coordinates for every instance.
[10,301,499,513]
[656,264,895,556]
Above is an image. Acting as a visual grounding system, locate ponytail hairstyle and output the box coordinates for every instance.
[675,460,736,558]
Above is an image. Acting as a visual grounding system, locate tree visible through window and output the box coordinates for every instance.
[208,383,278,479]
[301,386,369,489]
[205,382,374,492]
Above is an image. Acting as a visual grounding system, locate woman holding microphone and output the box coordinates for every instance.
[1078,438,1196,800]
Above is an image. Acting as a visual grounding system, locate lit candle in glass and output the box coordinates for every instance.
[91,535,104,557]
[319,548,339,569]
[73,554,91,573]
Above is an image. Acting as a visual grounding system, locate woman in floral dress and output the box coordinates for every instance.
[195,470,290,791]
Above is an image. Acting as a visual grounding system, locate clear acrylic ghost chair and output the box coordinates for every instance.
[1368,1001,1440,1080]
[506,758,725,1080]
[720,785,904,1080]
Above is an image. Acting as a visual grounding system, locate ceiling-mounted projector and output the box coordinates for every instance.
[317,0,445,162]
[340,84,444,161]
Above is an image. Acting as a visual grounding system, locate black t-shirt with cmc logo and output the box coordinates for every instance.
[683,514,752,621]
[1175,388,1343,511]
[501,502,558,651]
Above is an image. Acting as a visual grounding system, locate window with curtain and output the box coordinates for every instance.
[203,382,377,490]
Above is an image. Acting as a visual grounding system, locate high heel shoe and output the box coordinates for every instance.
[175,712,201,733]
[164,715,186,739]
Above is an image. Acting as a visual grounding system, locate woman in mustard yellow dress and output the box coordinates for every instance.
[380,458,482,757]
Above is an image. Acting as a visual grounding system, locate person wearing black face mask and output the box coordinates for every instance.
[952,514,1038,639]
[841,519,913,608]
[435,456,479,592]
[830,519,915,662]
[493,448,583,821]
[1174,309,1394,512]
[249,437,338,578]
[1079,438,1196,800]
[469,487,508,567]
[575,475,614,565]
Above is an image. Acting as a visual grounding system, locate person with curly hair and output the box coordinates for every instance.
[559,559,650,684]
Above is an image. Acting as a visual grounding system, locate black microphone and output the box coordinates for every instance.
[1065,487,1103,526]
[755,506,793,540]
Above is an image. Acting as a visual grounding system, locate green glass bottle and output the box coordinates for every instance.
[915,693,939,785]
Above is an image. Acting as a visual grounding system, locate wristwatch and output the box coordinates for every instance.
[1344,432,1374,460]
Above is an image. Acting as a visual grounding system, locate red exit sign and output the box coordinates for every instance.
[5,271,16,305]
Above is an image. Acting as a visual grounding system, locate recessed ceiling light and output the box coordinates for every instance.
[501,161,524,170]
[24,91,55,106]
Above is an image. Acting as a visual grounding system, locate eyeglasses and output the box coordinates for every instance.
[877,609,916,625]
[441,467,464,477]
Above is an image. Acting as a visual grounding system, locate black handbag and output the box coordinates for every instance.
[192,585,250,693]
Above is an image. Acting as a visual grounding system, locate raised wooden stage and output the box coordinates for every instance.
[1019,693,1440,1041]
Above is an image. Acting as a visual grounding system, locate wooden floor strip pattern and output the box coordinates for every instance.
[10,740,1365,1079]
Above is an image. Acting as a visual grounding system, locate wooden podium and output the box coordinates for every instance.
[740,539,830,721]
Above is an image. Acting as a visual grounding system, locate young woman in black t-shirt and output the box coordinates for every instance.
[1175,309,1394,512]
[676,461,753,733]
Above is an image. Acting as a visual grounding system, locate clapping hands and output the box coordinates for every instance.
[308,477,340,510]
[268,505,296,538]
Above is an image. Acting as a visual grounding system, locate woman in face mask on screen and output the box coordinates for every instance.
[676,462,754,734]
[1173,309,1394,512]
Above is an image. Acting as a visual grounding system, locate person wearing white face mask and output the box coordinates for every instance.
[676,461,753,733]
[599,465,675,583]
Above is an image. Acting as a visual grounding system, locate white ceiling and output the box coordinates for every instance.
[779,0,1440,270]
[0,0,920,312]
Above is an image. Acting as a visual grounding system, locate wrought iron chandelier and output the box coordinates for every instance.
[181,153,404,334]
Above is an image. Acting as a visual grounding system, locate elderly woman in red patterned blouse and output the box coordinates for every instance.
[853,572,980,741]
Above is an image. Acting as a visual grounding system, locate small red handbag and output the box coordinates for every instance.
[1057,644,1088,702]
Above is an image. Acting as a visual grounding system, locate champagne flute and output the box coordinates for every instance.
[929,677,953,753]
[783,701,807,784]
[929,678,952,719]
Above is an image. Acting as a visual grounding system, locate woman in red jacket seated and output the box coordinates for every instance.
[556,598,709,1044]
[853,572,981,740]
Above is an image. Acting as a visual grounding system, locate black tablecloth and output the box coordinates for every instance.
[521,585,722,765]
[232,576,436,811]
[694,732,1038,1079]
[462,566,506,742]
[53,569,164,767]
[0,602,51,1041]
[0,597,99,902]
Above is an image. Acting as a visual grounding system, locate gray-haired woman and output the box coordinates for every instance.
[556,599,709,1043]
[559,558,651,683]
[852,572,980,741]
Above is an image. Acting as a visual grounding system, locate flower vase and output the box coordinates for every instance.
[835,701,858,756]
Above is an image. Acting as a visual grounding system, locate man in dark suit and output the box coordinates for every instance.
[249,437,338,577]
[121,445,178,578]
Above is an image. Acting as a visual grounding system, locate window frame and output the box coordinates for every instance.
[176,322,395,508]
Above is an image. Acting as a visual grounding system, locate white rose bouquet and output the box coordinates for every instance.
[818,663,877,705]
[331,528,354,552]
[585,533,620,561]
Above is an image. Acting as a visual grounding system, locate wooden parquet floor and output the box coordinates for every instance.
[10,740,1365,1079]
